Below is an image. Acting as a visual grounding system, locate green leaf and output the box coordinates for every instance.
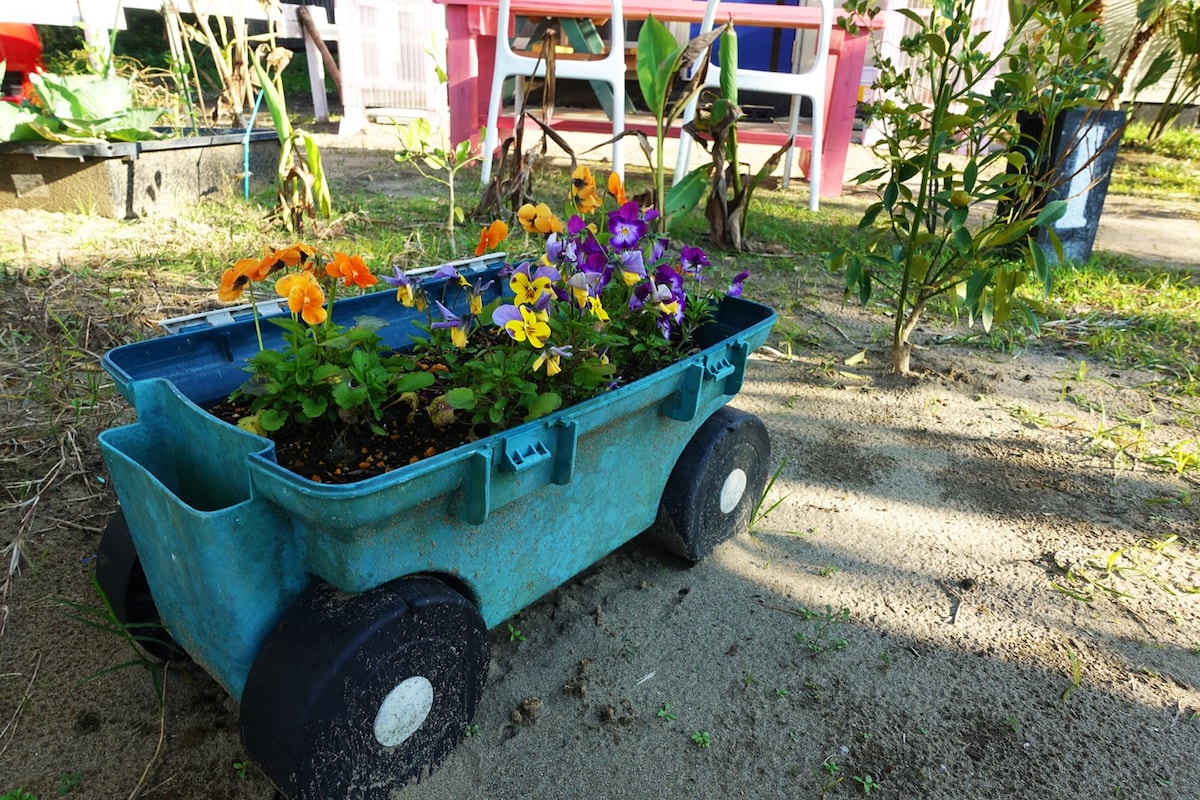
[1033,199,1067,227]
[445,386,476,409]
[299,394,328,420]
[525,392,563,420]
[636,15,683,119]
[963,159,978,193]
[718,24,738,101]
[664,167,709,219]
[250,53,292,142]
[394,371,436,393]
[260,408,288,431]
[297,129,333,220]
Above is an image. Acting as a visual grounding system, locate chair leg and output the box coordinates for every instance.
[481,70,507,186]
[673,96,700,187]
[808,99,822,213]
[611,79,626,178]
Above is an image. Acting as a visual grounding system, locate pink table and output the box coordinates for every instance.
[434,0,879,196]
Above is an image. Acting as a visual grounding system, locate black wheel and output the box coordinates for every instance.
[95,511,186,662]
[652,406,771,562]
[239,575,490,800]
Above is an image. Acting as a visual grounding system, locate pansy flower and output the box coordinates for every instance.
[475,219,509,256]
[325,251,378,289]
[728,270,749,298]
[679,245,710,279]
[533,344,573,377]
[509,262,560,305]
[630,265,686,336]
[382,265,428,311]
[607,172,627,206]
[262,243,316,274]
[275,271,327,326]
[432,301,472,348]
[493,304,551,349]
[617,249,647,287]
[218,257,266,301]
[469,277,495,316]
[518,202,564,235]
[607,201,647,251]
[431,263,470,288]
[570,165,602,215]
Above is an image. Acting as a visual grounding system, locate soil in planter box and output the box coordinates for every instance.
[208,399,475,484]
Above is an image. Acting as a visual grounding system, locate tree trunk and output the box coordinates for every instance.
[889,297,928,374]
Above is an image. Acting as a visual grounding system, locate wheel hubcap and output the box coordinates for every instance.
[720,468,747,514]
[374,676,434,747]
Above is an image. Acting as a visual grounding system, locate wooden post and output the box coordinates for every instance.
[296,5,343,106]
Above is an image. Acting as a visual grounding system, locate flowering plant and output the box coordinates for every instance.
[215,166,749,480]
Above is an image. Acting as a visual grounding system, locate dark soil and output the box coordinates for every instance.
[208,399,474,484]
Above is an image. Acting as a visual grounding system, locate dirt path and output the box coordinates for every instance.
[0,137,1197,800]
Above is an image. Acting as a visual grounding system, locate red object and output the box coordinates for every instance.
[0,23,43,103]
[431,0,882,198]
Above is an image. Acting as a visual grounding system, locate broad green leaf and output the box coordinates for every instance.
[664,167,709,219]
[963,159,978,193]
[260,408,288,431]
[250,55,292,142]
[394,371,436,393]
[298,129,333,220]
[1033,199,1067,227]
[526,392,563,420]
[445,386,476,409]
[719,24,738,101]
[636,15,682,119]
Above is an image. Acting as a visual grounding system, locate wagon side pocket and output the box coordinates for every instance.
[97,378,307,699]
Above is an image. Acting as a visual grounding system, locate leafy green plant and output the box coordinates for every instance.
[220,245,434,436]
[794,604,850,656]
[1,790,39,800]
[657,703,678,721]
[0,71,166,143]
[1063,640,1083,703]
[214,171,751,480]
[1130,0,1200,143]
[688,23,792,251]
[633,14,727,230]
[250,46,333,232]
[853,774,879,794]
[815,757,843,793]
[690,730,712,747]
[232,761,248,780]
[506,623,526,643]
[834,0,1117,373]
[394,50,484,256]
[395,117,484,258]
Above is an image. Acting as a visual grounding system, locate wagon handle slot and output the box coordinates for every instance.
[659,342,750,421]
[459,420,580,523]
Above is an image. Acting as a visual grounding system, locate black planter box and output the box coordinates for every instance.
[0,130,280,219]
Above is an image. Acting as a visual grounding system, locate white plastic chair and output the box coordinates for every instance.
[480,0,627,185]
[673,0,832,211]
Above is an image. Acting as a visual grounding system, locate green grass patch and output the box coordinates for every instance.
[1112,122,1200,198]
[1038,255,1200,394]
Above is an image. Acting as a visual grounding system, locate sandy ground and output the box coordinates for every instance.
[0,128,1198,800]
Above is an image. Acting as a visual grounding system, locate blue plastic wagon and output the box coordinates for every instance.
[95,253,776,799]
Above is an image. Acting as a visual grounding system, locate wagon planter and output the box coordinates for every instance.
[95,251,776,799]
